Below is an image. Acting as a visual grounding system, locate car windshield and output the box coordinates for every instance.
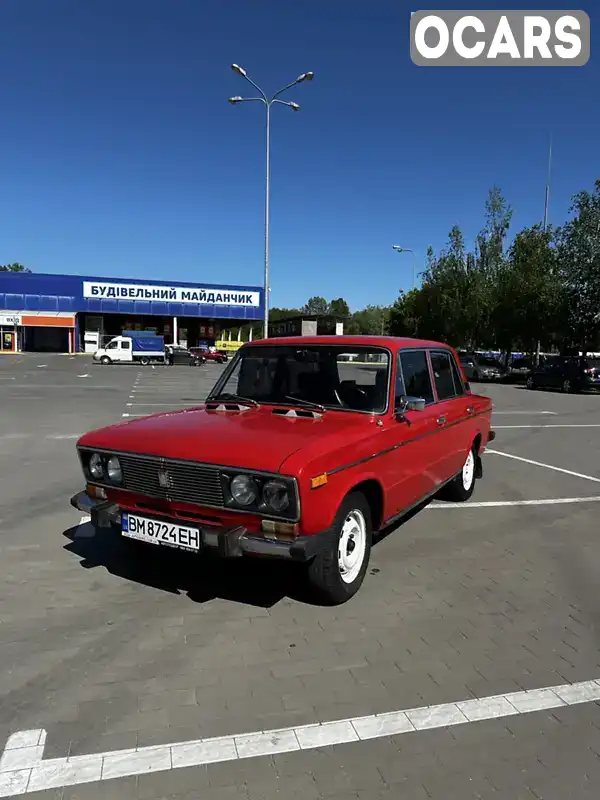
[209,344,391,413]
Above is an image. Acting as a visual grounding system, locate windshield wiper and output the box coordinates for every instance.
[207,392,259,407]
[283,395,326,412]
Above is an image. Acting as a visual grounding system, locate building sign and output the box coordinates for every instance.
[83,281,260,307]
[0,314,21,326]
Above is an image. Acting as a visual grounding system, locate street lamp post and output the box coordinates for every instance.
[392,246,417,290]
[229,65,314,338]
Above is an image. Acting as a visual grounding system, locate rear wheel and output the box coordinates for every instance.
[526,376,535,389]
[561,378,571,393]
[140,356,150,366]
[439,445,477,502]
[306,492,372,605]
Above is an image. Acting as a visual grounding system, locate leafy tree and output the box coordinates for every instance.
[302,296,328,315]
[0,263,30,272]
[328,297,350,317]
[492,224,562,355]
[347,305,391,335]
[557,179,600,351]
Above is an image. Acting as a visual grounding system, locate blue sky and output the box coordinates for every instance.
[1,1,598,311]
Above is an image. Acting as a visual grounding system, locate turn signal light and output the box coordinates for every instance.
[310,473,328,489]
[86,484,107,499]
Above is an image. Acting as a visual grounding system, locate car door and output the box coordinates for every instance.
[385,348,439,516]
[428,350,471,483]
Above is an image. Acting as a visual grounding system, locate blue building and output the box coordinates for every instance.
[0,272,264,353]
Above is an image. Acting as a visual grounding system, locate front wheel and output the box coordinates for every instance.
[306,492,372,605]
[561,378,571,393]
[526,376,535,390]
[100,355,111,365]
[439,445,477,502]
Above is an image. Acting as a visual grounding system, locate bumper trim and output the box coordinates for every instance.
[70,491,324,562]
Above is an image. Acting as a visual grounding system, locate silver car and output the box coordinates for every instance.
[460,355,506,382]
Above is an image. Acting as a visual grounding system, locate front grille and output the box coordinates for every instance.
[117,454,224,507]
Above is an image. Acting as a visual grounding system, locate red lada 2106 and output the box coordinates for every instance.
[72,336,495,605]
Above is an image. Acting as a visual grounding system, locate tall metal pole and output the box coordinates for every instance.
[229,65,313,339]
[264,103,271,339]
[392,246,417,290]
[543,133,552,232]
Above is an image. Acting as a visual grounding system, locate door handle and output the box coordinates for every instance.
[436,415,446,425]
[467,406,474,414]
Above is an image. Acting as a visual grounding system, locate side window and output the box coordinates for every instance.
[121,340,131,349]
[397,350,435,405]
[450,354,466,395]
[430,351,456,400]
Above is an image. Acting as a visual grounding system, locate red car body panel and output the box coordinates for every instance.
[76,336,493,538]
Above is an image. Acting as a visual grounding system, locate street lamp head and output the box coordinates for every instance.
[289,102,300,111]
[392,245,406,252]
[228,96,244,104]
[297,71,314,83]
[231,63,247,77]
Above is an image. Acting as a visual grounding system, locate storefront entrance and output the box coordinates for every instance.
[1,329,16,352]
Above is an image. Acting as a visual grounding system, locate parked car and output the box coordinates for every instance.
[189,347,227,363]
[460,355,506,382]
[71,336,494,605]
[165,345,194,366]
[506,357,534,382]
[526,356,600,393]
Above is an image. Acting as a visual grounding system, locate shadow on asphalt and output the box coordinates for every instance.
[62,522,317,608]
[62,503,429,609]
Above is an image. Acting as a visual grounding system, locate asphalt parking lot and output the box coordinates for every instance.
[2,354,600,799]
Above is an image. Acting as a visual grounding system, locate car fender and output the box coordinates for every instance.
[298,466,386,536]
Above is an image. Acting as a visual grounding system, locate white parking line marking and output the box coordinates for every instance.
[428,496,600,509]
[492,410,557,415]
[487,449,600,483]
[495,424,600,429]
[2,678,600,796]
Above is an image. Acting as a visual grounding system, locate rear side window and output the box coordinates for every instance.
[398,350,434,405]
[430,351,456,400]
[450,355,466,395]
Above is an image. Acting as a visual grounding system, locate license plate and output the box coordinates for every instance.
[121,512,201,552]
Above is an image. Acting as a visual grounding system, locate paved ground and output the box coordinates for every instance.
[2,354,600,799]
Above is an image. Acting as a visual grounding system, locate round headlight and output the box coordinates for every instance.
[230,474,259,506]
[262,480,290,513]
[89,452,104,479]
[107,456,122,484]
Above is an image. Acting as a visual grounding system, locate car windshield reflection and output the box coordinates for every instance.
[209,344,391,413]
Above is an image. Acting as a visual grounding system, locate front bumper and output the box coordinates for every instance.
[70,491,321,562]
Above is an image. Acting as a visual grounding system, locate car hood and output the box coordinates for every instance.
[78,405,376,474]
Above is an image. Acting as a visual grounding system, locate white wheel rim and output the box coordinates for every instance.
[462,450,475,490]
[338,509,367,584]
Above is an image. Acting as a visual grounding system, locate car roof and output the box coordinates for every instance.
[243,335,455,351]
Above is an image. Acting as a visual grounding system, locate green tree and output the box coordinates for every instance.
[492,224,562,355]
[302,296,328,315]
[0,263,30,272]
[557,179,600,351]
[328,297,350,317]
[347,305,391,335]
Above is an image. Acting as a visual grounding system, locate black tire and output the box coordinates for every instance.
[140,356,150,366]
[561,378,571,393]
[526,376,535,390]
[438,444,477,502]
[100,355,111,365]
[472,371,479,381]
[306,492,372,605]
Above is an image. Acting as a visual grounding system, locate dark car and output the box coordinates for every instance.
[165,345,194,366]
[460,355,506,382]
[526,356,600,393]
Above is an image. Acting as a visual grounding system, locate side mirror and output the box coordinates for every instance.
[395,395,426,417]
